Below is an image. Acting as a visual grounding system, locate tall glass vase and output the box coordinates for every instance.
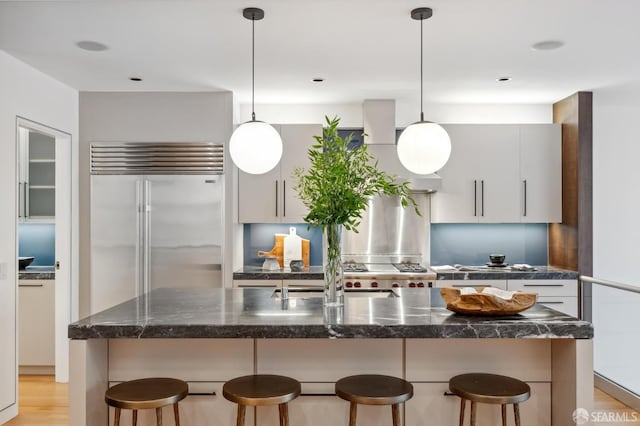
[323,223,344,306]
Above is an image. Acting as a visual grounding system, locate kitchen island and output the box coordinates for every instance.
[69,288,593,426]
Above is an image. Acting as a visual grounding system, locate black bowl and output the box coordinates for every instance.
[489,254,505,264]
[18,257,34,270]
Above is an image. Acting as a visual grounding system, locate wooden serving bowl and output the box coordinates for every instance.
[440,287,538,316]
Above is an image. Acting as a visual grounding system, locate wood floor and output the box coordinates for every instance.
[4,376,68,425]
[3,375,639,425]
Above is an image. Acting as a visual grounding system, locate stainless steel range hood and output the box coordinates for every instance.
[363,99,442,192]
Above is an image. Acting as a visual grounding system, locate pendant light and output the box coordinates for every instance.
[229,7,283,175]
[397,7,451,175]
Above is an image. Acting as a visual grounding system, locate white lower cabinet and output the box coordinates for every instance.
[108,382,247,426]
[405,382,550,426]
[434,279,508,291]
[507,280,578,317]
[18,279,55,366]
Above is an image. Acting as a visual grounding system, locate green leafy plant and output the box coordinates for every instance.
[293,116,419,231]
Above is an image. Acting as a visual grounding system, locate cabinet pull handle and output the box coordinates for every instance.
[473,180,477,216]
[523,179,527,217]
[481,180,484,217]
[283,180,286,217]
[25,182,30,218]
[275,180,278,217]
[300,393,337,397]
[19,283,44,287]
[18,182,23,218]
[540,301,564,304]
[524,284,564,287]
[188,392,217,396]
[452,284,495,288]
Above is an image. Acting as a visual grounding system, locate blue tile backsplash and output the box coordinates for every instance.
[430,223,548,266]
[243,224,323,266]
[19,223,55,266]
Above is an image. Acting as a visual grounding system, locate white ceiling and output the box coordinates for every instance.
[1,0,639,106]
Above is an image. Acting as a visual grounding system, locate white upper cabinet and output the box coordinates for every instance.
[520,124,562,223]
[238,124,321,223]
[431,124,561,223]
[18,128,56,222]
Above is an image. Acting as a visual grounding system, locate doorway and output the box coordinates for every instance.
[16,118,71,384]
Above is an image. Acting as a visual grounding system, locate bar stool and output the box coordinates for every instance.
[104,377,188,426]
[223,374,301,426]
[335,374,414,426]
[449,373,531,426]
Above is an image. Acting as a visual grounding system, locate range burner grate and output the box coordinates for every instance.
[342,262,368,273]
[392,263,428,273]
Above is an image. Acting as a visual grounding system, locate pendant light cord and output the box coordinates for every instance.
[251,16,256,121]
[420,16,424,122]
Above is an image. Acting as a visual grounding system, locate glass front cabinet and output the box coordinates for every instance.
[18,128,56,221]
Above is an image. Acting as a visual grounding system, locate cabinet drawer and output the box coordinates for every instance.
[405,382,550,426]
[406,339,551,382]
[108,382,247,426]
[109,339,253,382]
[257,339,402,382]
[284,279,324,287]
[435,279,507,290]
[537,296,578,317]
[508,280,577,297]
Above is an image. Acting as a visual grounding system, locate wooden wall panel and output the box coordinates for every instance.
[549,92,592,275]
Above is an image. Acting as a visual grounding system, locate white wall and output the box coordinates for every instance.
[592,84,640,395]
[240,102,552,127]
[0,50,78,423]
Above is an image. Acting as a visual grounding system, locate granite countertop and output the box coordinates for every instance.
[434,265,578,280]
[68,288,593,340]
[19,266,55,280]
[233,265,325,280]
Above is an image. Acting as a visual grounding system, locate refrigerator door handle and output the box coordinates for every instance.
[136,179,144,298]
[144,179,151,295]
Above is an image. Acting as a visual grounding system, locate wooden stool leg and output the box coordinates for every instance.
[279,403,290,426]
[349,401,357,426]
[459,399,466,426]
[114,407,121,426]
[514,403,521,426]
[470,401,477,426]
[391,403,401,426]
[501,404,507,426]
[173,403,180,426]
[155,407,162,426]
[132,409,137,426]
[236,404,246,426]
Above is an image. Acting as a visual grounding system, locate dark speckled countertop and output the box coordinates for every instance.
[18,266,55,280]
[68,288,592,340]
[434,265,578,280]
[233,265,325,280]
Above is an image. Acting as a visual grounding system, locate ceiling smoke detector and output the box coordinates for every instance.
[531,40,565,51]
[75,40,108,52]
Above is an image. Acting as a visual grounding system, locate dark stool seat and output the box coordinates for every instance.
[335,374,414,426]
[223,374,301,426]
[105,377,188,426]
[449,373,531,426]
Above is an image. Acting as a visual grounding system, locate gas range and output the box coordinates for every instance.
[342,262,436,289]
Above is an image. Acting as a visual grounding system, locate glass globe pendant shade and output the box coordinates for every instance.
[397,121,451,175]
[229,120,283,175]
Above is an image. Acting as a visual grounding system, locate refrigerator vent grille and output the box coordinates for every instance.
[90,142,224,175]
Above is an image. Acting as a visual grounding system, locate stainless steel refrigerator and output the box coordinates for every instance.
[90,142,224,314]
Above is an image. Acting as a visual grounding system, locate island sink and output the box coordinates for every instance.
[271,288,398,300]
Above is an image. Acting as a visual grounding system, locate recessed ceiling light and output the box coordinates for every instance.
[75,40,108,52]
[312,78,325,83]
[531,40,564,51]
[129,77,143,82]
[496,77,512,82]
